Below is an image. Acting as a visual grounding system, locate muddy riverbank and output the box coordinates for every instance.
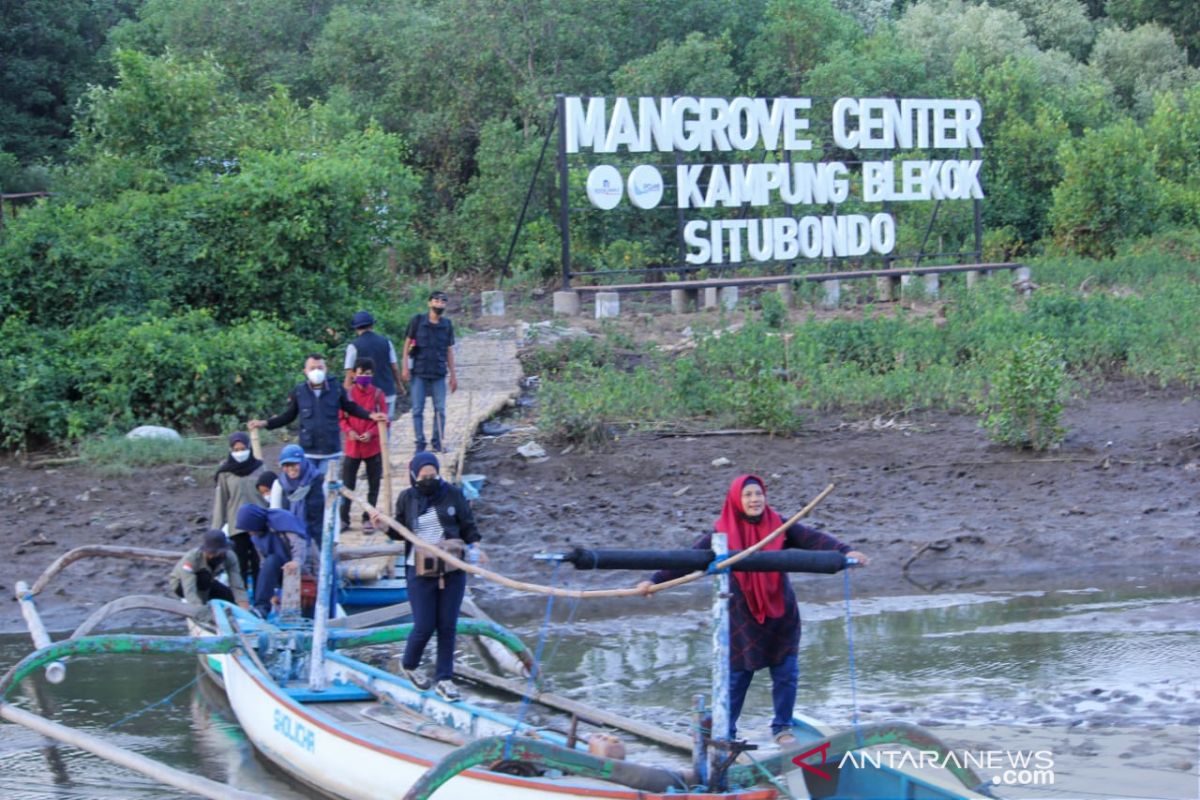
[1,380,1196,634]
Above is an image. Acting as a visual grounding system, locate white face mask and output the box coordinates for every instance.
[231,449,251,463]
[307,368,327,385]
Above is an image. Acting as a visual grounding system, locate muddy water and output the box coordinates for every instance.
[1,575,1197,799]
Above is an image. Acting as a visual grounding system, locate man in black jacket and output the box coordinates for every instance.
[248,353,388,475]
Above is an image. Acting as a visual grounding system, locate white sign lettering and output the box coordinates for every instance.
[564,95,983,266]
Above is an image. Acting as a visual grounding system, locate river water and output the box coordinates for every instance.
[1,573,1197,799]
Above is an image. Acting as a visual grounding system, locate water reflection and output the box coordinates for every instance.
[0,577,1196,799]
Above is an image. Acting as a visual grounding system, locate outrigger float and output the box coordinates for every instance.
[4,478,998,800]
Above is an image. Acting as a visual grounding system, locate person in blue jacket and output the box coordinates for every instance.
[269,444,326,545]
[235,504,311,618]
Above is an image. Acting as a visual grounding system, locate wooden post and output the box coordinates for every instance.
[378,420,393,517]
[709,532,730,790]
[248,428,263,460]
[14,581,65,683]
[0,703,271,800]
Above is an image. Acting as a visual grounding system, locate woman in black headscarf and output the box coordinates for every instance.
[212,431,264,587]
[371,451,481,702]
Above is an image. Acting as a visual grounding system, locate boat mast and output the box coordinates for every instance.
[309,464,343,690]
[709,531,731,790]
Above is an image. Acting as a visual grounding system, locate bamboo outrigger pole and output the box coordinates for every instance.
[0,703,271,800]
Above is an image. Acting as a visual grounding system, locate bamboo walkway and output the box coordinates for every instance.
[340,334,523,580]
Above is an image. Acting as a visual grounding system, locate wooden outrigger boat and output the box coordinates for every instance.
[3,479,1000,800]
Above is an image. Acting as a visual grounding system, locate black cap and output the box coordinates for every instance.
[351,310,375,328]
[202,529,229,555]
[429,290,448,301]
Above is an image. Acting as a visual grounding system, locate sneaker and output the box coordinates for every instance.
[773,729,797,746]
[400,665,432,691]
[434,679,461,701]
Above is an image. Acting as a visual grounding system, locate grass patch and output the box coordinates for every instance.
[78,435,225,477]
[537,248,1200,446]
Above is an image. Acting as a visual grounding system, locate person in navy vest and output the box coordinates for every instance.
[402,290,457,453]
[248,353,388,476]
[343,310,404,422]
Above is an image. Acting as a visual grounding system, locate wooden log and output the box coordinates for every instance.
[378,419,394,517]
[454,663,692,752]
[338,544,406,561]
[248,427,263,460]
[279,569,302,621]
[461,596,530,678]
[327,602,411,629]
[0,702,270,800]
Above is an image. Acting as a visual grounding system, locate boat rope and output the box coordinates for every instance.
[505,561,562,759]
[107,675,199,730]
[742,751,800,800]
[344,483,833,599]
[842,568,863,746]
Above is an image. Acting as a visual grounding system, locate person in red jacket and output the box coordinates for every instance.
[340,357,388,531]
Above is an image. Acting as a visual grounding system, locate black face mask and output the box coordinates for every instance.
[417,476,439,495]
[429,306,445,317]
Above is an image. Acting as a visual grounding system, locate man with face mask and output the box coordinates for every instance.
[401,290,457,453]
[370,451,481,701]
[170,529,251,610]
[248,354,388,476]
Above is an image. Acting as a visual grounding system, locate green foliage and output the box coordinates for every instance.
[896,0,1035,81]
[1049,119,1161,257]
[612,33,738,97]
[520,335,616,379]
[1090,23,1197,118]
[540,253,1200,445]
[78,435,225,477]
[74,49,234,174]
[0,0,135,163]
[989,0,1096,59]
[747,0,862,95]
[1107,0,1200,67]
[979,335,1067,450]
[0,310,312,451]
[109,0,335,98]
[759,291,789,328]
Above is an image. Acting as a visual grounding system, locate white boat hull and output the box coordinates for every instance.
[221,648,767,800]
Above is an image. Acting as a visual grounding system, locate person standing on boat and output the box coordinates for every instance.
[211,431,265,588]
[638,474,868,745]
[343,310,404,422]
[235,505,311,618]
[170,529,251,610]
[339,357,387,532]
[248,353,388,476]
[371,451,480,701]
[401,290,457,454]
[269,444,326,547]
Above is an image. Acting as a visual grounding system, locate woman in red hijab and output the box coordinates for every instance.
[639,474,868,745]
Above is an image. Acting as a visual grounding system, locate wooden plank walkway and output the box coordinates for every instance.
[339,334,523,579]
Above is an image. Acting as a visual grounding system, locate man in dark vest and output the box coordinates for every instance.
[402,290,457,453]
[248,353,388,475]
[343,310,404,422]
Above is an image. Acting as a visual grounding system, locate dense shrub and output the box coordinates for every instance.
[0,311,313,450]
[979,335,1067,450]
